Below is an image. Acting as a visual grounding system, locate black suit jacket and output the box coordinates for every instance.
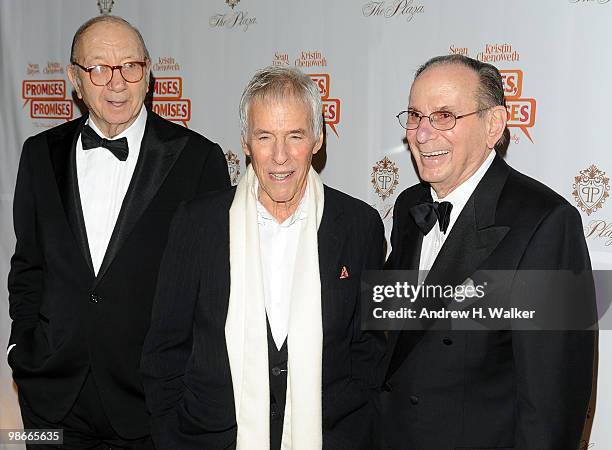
[141,185,386,449]
[382,154,596,450]
[7,110,230,438]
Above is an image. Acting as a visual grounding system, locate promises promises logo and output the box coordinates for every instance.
[449,44,535,144]
[22,79,73,121]
[500,69,537,143]
[150,56,192,127]
[272,50,341,136]
[152,77,191,127]
[308,73,341,137]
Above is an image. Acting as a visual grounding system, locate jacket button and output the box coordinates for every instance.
[409,395,419,405]
[382,381,393,392]
[271,366,282,376]
[271,404,279,420]
[90,293,100,303]
[442,337,453,345]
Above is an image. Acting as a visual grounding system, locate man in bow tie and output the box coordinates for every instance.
[382,55,596,449]
[7,15,229,449]
[141,66,386,450]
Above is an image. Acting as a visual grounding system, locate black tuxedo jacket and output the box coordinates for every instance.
[141,185,386,449]
[382,155,596,450]
[7,110,230,438]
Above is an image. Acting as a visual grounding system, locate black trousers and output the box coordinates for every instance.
[19,371,154,450]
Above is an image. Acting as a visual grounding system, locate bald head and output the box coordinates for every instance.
[70,15,149,64]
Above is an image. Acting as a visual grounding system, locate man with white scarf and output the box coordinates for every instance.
[141,66,386,450]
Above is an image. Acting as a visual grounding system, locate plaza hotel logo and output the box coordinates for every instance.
[573,165,609,216]
[370,156,400,223]
[225,151,242,186]
[572,165,612,246]
[362,0,425,22]
[569,0,610,4]
[371,156,399,202]
[272,50,341,137]
[210,0,257,32]
[21,62,73,125]
[96,0,115,15]
[151,56,192,127]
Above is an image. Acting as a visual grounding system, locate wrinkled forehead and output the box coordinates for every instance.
[409,64,479,109]
[248,92,311,121]
[250,85,308,110]
[76,21,144,60]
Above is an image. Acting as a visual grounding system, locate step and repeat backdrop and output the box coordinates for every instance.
[1,1,610,448]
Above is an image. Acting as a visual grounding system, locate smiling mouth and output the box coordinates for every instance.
[108,100,126,107]
[420,150,450,158]
[270,171,294,180]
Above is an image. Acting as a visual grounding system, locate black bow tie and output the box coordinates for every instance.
[81,124,129,161]
[409,200,453,235]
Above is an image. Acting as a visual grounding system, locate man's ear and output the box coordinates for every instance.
[67,64,83,99]
[486,105,507,149]
[241,136,251,157]
[312,130,324,155]
[145,59,151,93]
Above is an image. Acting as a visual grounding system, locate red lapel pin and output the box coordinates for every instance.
[340,266,349,279]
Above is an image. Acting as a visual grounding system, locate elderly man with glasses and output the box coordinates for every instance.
[382,54,596,450]
[7,15,229,449]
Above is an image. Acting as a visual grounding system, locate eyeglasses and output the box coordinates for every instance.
[71,61,147,86]
[396,107,491,131]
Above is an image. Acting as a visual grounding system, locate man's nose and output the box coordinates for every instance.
[272,141,289,164]
[107,67,127,91]
[415,116,438,144]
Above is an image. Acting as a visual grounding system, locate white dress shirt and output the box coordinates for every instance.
[419,150,496,274]
[76,106,147,275]
[7,107,147,356]
[257,184,309,350]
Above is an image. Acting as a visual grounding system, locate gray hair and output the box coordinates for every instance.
[239,66,323,140]
[70,15,150,67]
[414,54,509,151]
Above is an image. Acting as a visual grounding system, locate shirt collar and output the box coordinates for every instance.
[255,177,309,227]
[431,149,496,209]
[86,105,148,152]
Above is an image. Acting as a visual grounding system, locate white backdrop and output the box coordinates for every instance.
[1,1,610,448]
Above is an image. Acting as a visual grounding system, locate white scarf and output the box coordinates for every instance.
[225,165,324,450]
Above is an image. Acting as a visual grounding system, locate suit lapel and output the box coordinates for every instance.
[384,186,429,377]
[49,116,95,275]
[317,188,345,292]
[386,155,511,381]
[93,113,189,287]
[386,184,430,271]
[425,201,482,295]
[427,198,509,292]
[396,217,424,272]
